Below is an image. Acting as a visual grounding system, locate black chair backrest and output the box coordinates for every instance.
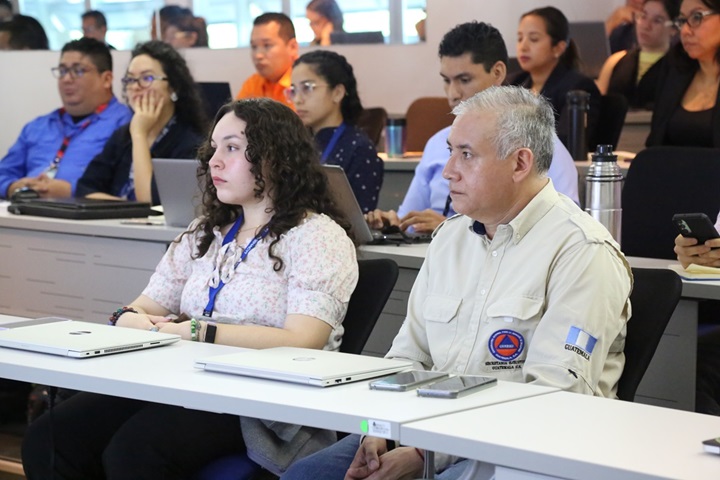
[591,94,628,150]
[330,31,384,44]
[197,82,233,123]
[339,259,399,355]
[621,146,720,259]
[356,107,388,148]
[617,268,682,401]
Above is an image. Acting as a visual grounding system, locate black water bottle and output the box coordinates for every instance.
[566,90,590,161]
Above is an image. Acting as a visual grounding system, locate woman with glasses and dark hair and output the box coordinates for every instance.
[76,40,206,205]
[509,6,601,151]
[22,98,358,479]
[306,0,344,46]
[596,0,679,109]
[646,0,720,147]
[288,50,383,213]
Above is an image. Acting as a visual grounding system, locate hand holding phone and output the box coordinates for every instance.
[369,370,449,391]
[673,213,720,244]
[416,375,497,399]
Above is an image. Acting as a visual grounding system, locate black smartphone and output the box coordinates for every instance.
[416,375,497,399]
[672,213,720,244]
[369,370,449,391]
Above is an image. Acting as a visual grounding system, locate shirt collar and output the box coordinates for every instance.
[470,179,559,244]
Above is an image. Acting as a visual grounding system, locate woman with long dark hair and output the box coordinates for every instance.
[646,0,720,146]
[306,0,344,46]
[76,40,206,204]
[289,50,383,212]
[22,98,359,479]
[510,6,601,149]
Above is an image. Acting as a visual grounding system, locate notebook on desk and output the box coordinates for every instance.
[195,346,413,387]
[7,197,156,220]
[0,318,180,358]
[153,158,203,227]
[322,165,432,244]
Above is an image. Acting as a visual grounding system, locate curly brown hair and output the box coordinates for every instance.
[192,98,353,271]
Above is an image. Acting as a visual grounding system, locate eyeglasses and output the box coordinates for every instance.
[673,10,718,30]
[51,65,96,79]
[284,81,329,101]
[121,75,169,89]
[633,11,673,28]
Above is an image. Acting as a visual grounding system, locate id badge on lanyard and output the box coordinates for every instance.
[45,102,109,179]
[203,216,270,318]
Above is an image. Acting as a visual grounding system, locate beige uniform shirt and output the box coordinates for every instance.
[387,181,632,398]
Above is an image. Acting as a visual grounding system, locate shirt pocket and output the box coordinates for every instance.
[486,297,544,324]
[423,295,462,368]
[482,297,544,377]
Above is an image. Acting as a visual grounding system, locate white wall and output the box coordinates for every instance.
[0,0,623,156]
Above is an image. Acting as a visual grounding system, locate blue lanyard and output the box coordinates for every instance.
[320,123,346,163]
[203,215,270,317]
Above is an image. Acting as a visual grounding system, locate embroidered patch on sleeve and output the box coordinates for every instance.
[564,326,598,360]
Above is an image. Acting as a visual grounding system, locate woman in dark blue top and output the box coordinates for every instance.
[287,50,383,213]
[510,6,601,151]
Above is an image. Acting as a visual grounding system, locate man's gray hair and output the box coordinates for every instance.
[452,86,555,174]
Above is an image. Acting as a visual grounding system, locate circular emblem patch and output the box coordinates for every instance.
[488,329,525,361]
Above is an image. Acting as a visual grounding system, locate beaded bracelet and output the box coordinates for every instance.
[190,318,198,342]
[108,306,138,326]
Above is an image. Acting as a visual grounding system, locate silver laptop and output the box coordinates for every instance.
[0,318,180,358]
[153,158,204,227]
[322,165,431,244]
[195,346,413,387]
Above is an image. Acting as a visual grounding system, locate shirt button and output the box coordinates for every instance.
[480,289,486,295]
[491,251,498,257]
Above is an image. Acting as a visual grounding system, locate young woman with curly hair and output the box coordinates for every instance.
[22,98,359,479]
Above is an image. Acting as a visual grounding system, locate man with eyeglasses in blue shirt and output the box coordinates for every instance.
[0,37,131,199]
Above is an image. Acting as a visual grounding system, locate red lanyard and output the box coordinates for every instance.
[46,102,109,178]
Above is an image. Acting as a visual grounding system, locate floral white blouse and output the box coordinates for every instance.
[142,213,358,350]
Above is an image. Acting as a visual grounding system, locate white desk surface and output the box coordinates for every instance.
[0,200,183,242]
[0,327,558,439]
[402,391,720,480]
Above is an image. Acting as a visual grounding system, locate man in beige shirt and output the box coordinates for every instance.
[282,86,632,480]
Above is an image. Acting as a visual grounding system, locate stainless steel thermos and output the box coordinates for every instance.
[585,144,623,243]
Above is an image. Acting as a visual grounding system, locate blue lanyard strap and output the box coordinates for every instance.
[203,216,270,317]
[320,123,346,163]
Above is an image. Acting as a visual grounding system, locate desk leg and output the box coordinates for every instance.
[423,450,435,479]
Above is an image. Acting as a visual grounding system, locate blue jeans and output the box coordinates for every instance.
[282,434,472,480]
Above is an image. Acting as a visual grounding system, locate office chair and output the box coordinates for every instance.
[197,82,233,124]
[590,94,628,150]
[405,97,453,152]
[621,146,720,259]
[194,259,400,480]
[356,107,388,148]
[617,268,682,402]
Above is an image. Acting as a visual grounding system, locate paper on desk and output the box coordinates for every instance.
[668,263,720,281]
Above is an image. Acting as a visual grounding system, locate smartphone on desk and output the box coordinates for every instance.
[673,213,720,244]
[369,370,449,392]
[416,375,497,399]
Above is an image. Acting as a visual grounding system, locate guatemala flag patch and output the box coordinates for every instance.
[564,326,598,360]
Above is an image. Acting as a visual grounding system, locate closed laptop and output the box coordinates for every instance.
[7,197,155,220]
[0,318,180,358]
[195,346,413,387]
